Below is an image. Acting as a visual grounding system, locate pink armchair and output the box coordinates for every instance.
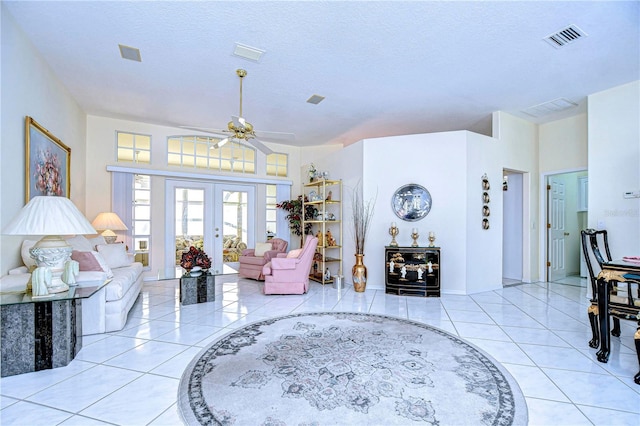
[238,238,288,280]
[262,236,318,295]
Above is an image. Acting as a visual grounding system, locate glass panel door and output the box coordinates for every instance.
[166,180,254,274]
[214,184,255,273]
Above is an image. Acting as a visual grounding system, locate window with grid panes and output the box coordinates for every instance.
[133,174,151,266]
[266,153,288,177]
[266,184,278,239]
[117,132,151,164]
[167,135,256,173]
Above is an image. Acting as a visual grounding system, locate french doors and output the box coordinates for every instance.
[166,180,255,274]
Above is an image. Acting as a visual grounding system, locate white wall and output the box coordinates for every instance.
[1,6,87,274]
[539,114,587,173]
[316,131,503,294]
[587,81,640,256]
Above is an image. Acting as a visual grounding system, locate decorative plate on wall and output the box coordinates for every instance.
[391,183,432,222]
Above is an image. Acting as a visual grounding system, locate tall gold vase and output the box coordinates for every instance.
[352,254,367,292]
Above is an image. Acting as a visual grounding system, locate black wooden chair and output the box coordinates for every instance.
[581,228,640,385]
[581,229,620,347]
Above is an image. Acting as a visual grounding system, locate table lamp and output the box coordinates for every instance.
[91,212,128,243]
[2,196,97,293]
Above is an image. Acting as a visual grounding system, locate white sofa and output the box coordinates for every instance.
[1,235,143,335]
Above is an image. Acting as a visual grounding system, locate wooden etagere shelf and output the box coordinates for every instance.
[302,179,342,285]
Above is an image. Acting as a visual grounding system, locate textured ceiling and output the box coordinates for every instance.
[4,1,639,148]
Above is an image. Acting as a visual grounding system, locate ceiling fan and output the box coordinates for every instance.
[181,69,295,155]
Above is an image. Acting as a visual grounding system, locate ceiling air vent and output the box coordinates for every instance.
[522,98,578,118]
[233,43,265,62]
[544,25,587,49]
[306,95,325,105]
[118,44,142,62]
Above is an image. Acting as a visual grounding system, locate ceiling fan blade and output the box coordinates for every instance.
[254,131,296,142]
[248,138,274,155]
[179,126,230,136]
[232,115,246,130]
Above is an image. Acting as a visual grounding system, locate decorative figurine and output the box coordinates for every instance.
[62,260,79,285]
[389,260,395,272]
[401,265,407,279]
[418,268,424,280]
[326,190,332,201]
[315,230,324,246]
[389,222,399,247]
[324,268,331,281]
[325,230,336,246]
[427,261,433,274]
[31,266,52,297]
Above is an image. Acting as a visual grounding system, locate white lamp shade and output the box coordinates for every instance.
[91,212,128,231]
[2,196,96,236]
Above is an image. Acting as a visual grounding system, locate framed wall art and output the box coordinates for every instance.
[25,116,70,202]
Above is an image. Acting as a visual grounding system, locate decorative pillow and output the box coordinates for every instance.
[286,249,303,259]
[71,250,103,271]
[96,243,130,269]
[65,235,94,252]
[254,242,272,257]
[21,239,38,271]
[90,251,114,278]
[89,235,107,250]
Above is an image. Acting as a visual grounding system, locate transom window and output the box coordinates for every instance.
[167,136,255,173]
[117,132,151,163]
[266,153,288,177]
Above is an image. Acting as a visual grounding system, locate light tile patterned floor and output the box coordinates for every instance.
[1,275,639,425]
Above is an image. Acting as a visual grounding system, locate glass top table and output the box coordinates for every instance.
[0,280,107,306]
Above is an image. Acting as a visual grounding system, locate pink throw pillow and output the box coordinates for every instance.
[71,250,103,271]
[286,249,302,259]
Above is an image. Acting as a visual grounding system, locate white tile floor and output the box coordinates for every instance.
[1,276,639,425]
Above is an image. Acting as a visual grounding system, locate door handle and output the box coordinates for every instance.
[564,232,570,236]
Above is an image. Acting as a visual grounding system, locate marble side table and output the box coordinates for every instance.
[180,272,215,305]
[0,280,107,377]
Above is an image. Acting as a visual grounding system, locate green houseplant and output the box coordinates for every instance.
[277,195,318,245]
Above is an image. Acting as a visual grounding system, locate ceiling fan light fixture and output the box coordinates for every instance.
[233,43,265,62]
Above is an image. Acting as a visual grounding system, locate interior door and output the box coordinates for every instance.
[548,176,567,281]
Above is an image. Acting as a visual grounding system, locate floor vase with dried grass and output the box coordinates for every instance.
[352,254,367,292]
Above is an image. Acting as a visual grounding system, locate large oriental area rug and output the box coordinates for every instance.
[179,312,527,425]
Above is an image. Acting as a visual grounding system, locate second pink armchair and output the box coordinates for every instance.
[262,236,318,295]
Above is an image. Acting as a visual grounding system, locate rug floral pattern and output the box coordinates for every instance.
[179,312,527,425]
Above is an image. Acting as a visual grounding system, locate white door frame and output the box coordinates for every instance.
[539,167,587,282]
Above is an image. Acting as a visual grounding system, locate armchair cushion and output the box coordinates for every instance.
[96,243,130,269]
[254,242,272,257]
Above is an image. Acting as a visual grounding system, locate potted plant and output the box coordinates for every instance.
[351,184,376,292]
[277,195,318,246]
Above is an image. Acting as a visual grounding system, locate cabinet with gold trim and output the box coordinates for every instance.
[385,246,440,297]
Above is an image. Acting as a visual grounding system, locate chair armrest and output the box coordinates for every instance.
[276,253,287,258]
[241,249,255,256]
[270,257,298,270]
[9,266,29,275]
[263,250,283,262]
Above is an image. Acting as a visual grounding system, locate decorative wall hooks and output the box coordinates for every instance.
[482,173,490,230]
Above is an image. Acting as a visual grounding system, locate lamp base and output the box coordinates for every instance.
[30,236,73,293]
[104,235,117,244]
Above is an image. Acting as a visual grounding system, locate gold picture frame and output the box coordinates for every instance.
[25,116,71,203]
